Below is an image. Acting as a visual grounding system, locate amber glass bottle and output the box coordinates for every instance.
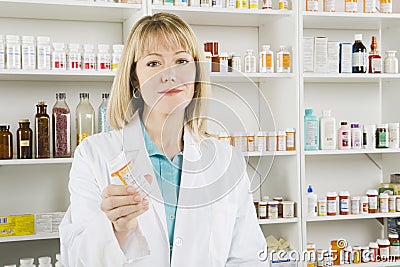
[35,101,50,158]
[368,36,382,73]
[0,125,13,159]
[17,119,33,159]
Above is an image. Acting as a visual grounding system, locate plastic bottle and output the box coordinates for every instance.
[351,123,362,149]
[52,93,71,158]
[111,44,124,71]
[384,51,398,74]
[320,110,336,150]
[338,121,351,150]
[6,35,21,69]
[52,43,66,70]
[97,44,111,71]
[68,43,81,70]
[21,36,36,70]
[307,185,318,217]
[55,253,63,267]
[304,109,319,150]
[38,256,52,267]
[76,93,95,145]
[244,50,256,73]
[98,93,111,133]
[259,45,274,73]
[277,45,291,73]
[36,36,51,70]
[352,34,367,73]
[83,44,96,70]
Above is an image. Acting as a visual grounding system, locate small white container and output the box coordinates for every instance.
[231,53,241,72]
[277,45,291,73]
[6,35,21,69]
[83,44,96,70]
[36,36,51,70]
[389,123,399,148]
[68,43,81,70]
[52,43,66,70]
[384,51,398,74]
[244,50,256,73]
[21,36,36,70]
[256,131,267,152]
[97,44,111,71]
[112,44,124,71]
[267,131,277,152]
[282,201,295,218]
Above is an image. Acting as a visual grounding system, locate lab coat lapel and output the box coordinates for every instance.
[122,112,169,244]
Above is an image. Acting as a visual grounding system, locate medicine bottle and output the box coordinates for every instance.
[389,195,396,212]
[218,132,230,146]
[366,189,378,213]
[259,45,274,73]
[361,246,370,263]
[258,201,267,219]
[377,239,390,261]
[331,240,345,265]
[98,93,111,133]
[364,0,376,12]
[318,198,327,216]
[226,0,235,8]
[376,124,389,148]
[273,196,283,218]
[0,35,4,69]
[277,46,291,73]
[6,35,21,69]
[351,123,362,149]
[384,51,398,74]
[76,93,95,145]
[277,131,286,151]
[353,246,361,263]
[236,0,248,9]
[267,131,277,151]
[360,195,369,214]
[83,44,96,70]
[306,0,319,11]
[244,50,256,73]
[0,125,13,159]
[16,119,33,159]
[219,52,229,73]
[286,128,296,151]
[35,101,50,159]
[262,0,272,9]
[279,0,288,10]
[352,34,367,73]
[363,124,376,148]
[52,93,71,158]
[231,53,241,72]
[21,36,36,70]
[388,123,399,148]
[369,242,378,262]
[307,243,316,267]
[256,131,267,152]
[368,35,382,73]
[233,132,247,152]
[338,121,351,150]
[267,201,279,219]
[52,43,66,70]
[351,196,360,214]
[68,43,81,70]
[112,44,124,71]
[324,0,335,11]
[389,233,400,260]
[326,192,338,216]
[345,0,357,12]
[304,109,319,150]
[37,36,51,70]
[247,132,255,152]
[97,44,111,71]
[249,0,258,9]
[339,191,350,215]
[379,193,389,213]
[380,0,392,13]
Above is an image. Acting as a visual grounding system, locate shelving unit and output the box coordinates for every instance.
[0,158,73,166]
[0,233,59,243]
[307,212,400,222]
[305,148,400,155]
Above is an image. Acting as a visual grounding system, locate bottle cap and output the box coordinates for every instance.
[56,253,61,261]
[389,233,399,238]
[83,44,95,51]
[38,256,51,264]
[286,128,296,133]
[341,121,348,125]
[354,34,363,41]
[53,43,65,49]
[305,109,313,115]
[389,123,399,128]
[37,101,47,106]
[339,191,349,196]
[369,242,379,248]
[19,119,30,123]
[307,185,313,193]
[19,258,34,265]
[0,125,10,130]
[79,92,89,99]
[69,43,80,51]
[351,123,360,128]
[98,44,110,52]
[351,196,360,200]
[102,93,110,99]
[327,192,338,197]
[6,35,19,41]
[322,110,331,117]
[278,131,286,136]
[112,44,124,51]
[366,189,378,195]
[37,36,51,43]
[22,36,35,43]
[56,93,66,100]
[377,239,390,246]
[262,44,270,51]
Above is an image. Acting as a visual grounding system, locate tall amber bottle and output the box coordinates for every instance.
[35,101,50,158]
[368,36,382,73]
[17,119,33,159]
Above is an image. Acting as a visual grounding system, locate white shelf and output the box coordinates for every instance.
[259,218,298,225]
[0,70,116,82]
[305,148,400,155]
[0,232,59,243]
[210,72,295,83]
[303,11,400,30]
[244,151,297,157]
[307,212,400,222]
[303,73,391,83]
[152,5,294,26]
[0,158,73,166]
[0,0,141,22]
[339,262,400,267]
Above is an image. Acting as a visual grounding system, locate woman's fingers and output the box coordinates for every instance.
[106,199,149,222]
[102,184,137,198]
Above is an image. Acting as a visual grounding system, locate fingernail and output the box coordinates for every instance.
[127,186,136,193]
[143,199,149,205]
[134,195,141,202]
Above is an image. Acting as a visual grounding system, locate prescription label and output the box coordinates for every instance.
[0,214,34,237]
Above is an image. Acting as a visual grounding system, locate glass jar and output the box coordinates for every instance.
[0,125,13,159]
[52,93,71,158]
[231,53,241,72]
[16,119,33,159]
[97,44,111,71]
[83,44,96,70]
[244,50,256,73]
[21,36,36,70]
[112,44,124,71]
[52,43,66,70]
[68,43,82,70]
[384,51,398,74]
[35,101,50,159]
[36,36,51,70]
[98,93,111,133]
[76,93,95,145]
[277,45,291,73]
[6,35,21,69]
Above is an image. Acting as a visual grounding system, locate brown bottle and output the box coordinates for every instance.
[17,119,33,159]
[0,125,13,159]
[35,101,50,158]
[368,36,382,73]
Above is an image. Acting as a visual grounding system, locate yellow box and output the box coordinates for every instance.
[0,214,34,237]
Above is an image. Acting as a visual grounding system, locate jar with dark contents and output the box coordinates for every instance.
[35,101,50,158]
[17,119,32,159]
[52,93,71,158]
[0,125,13,159]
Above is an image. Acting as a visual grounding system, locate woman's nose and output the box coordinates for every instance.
[160,67,176,83]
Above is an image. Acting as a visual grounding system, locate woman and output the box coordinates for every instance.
[60,12,267,267]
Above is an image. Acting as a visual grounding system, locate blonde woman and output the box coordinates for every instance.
[60,13,267,267]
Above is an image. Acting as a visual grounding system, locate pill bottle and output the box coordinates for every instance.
[52,43,66,70]
[366,189,378,213]
[339,191,350,215]
[369,242,378,262]
[377,239,390,261]
[258,202,267,219]
[327,192,338,216]
[351,196,360,215]
[318,198,327,216]
[112,44,124,71]
[379,193,389,213]
[360,195,369,214]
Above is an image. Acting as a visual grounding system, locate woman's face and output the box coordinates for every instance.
[136,39,196,116]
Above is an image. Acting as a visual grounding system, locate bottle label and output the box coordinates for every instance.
[22,45,36,69]
[279,0,288,9]
[20,140,30,147]
[371,58,382,72]
[249,0,258,8]
[286,133,295,149]
[341,132,350,147]
[307,0,319,11]
[345,1,358,11]
[390,245,400,257]
[369,196,377,209]
[340,198,350,212]
[327,199,337,213]
[324,0,335,11]
[380,2,392,13]
[352,52,367,67]
[352,130,362,148]
[37,45,51,70]
[262,54,273,69]
[282,54,291,68]
[378,132,388,147]
[305,121,318,147]
[6,45,21,69]
[323,121,335,147]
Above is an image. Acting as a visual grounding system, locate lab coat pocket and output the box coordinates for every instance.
[209,199,237,266]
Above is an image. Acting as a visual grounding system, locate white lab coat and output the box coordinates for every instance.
[60,112,268,267]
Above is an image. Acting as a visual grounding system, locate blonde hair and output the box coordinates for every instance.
[108,12,210,140]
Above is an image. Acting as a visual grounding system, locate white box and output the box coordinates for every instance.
[340,43,352,73]
[303,37,314,72]
[327,41,340,73]
[314,37,328,73]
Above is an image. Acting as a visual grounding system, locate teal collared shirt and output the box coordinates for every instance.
[140,121,183,259]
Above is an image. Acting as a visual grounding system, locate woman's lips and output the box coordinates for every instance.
[159,89,183,96]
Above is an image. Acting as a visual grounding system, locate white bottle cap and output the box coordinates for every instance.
[20,258,34,265]
[83,44,95,51]
[322,110,331,117]
[262,44,270,51]
[98,44,110,52]
[68,43,80,51]
[56,254,61,261]
[220,52,228,57]
[53,43,65,49]
[278,131,286,136]
[204,51,212,57]
[22,36,35,43]
[6,35,19,42]
[354,34,363,41]
[38,257,51,264]
[389,123,399,129]
[37,36,51,44]
[112,44,124,51]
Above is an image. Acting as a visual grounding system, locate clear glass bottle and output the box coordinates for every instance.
[259,45,274,73]
[76,93,95,145]
[98,93,112,133]
[52,93,71,158]
[0,125,13,159]
[68,43,81,70]
[37,36,51,70]
[244,50,256,73]
[0,35,4,70]
[97,44,111,71]
[277,45,291,73]
[52,43,66,70]
[35,101,50,159]
[112,44,124,71]
[384,51,398,74]
[83,44,96,70]
[21,36,36,70]
[231,53,241,72]
[17,119,33,159]
[6,35,21,69]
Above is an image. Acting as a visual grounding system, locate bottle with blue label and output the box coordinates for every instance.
[304,108,319,150]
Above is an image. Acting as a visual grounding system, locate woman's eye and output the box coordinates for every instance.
[176,59,189,65]
[147,61,161,67]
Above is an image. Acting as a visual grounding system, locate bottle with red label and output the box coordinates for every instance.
[83,44,96,70]
[338,121,351,150]
[97,44,111,71]
[52,43,66,70]
[68,43,82,70]
[368,36,382,73]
